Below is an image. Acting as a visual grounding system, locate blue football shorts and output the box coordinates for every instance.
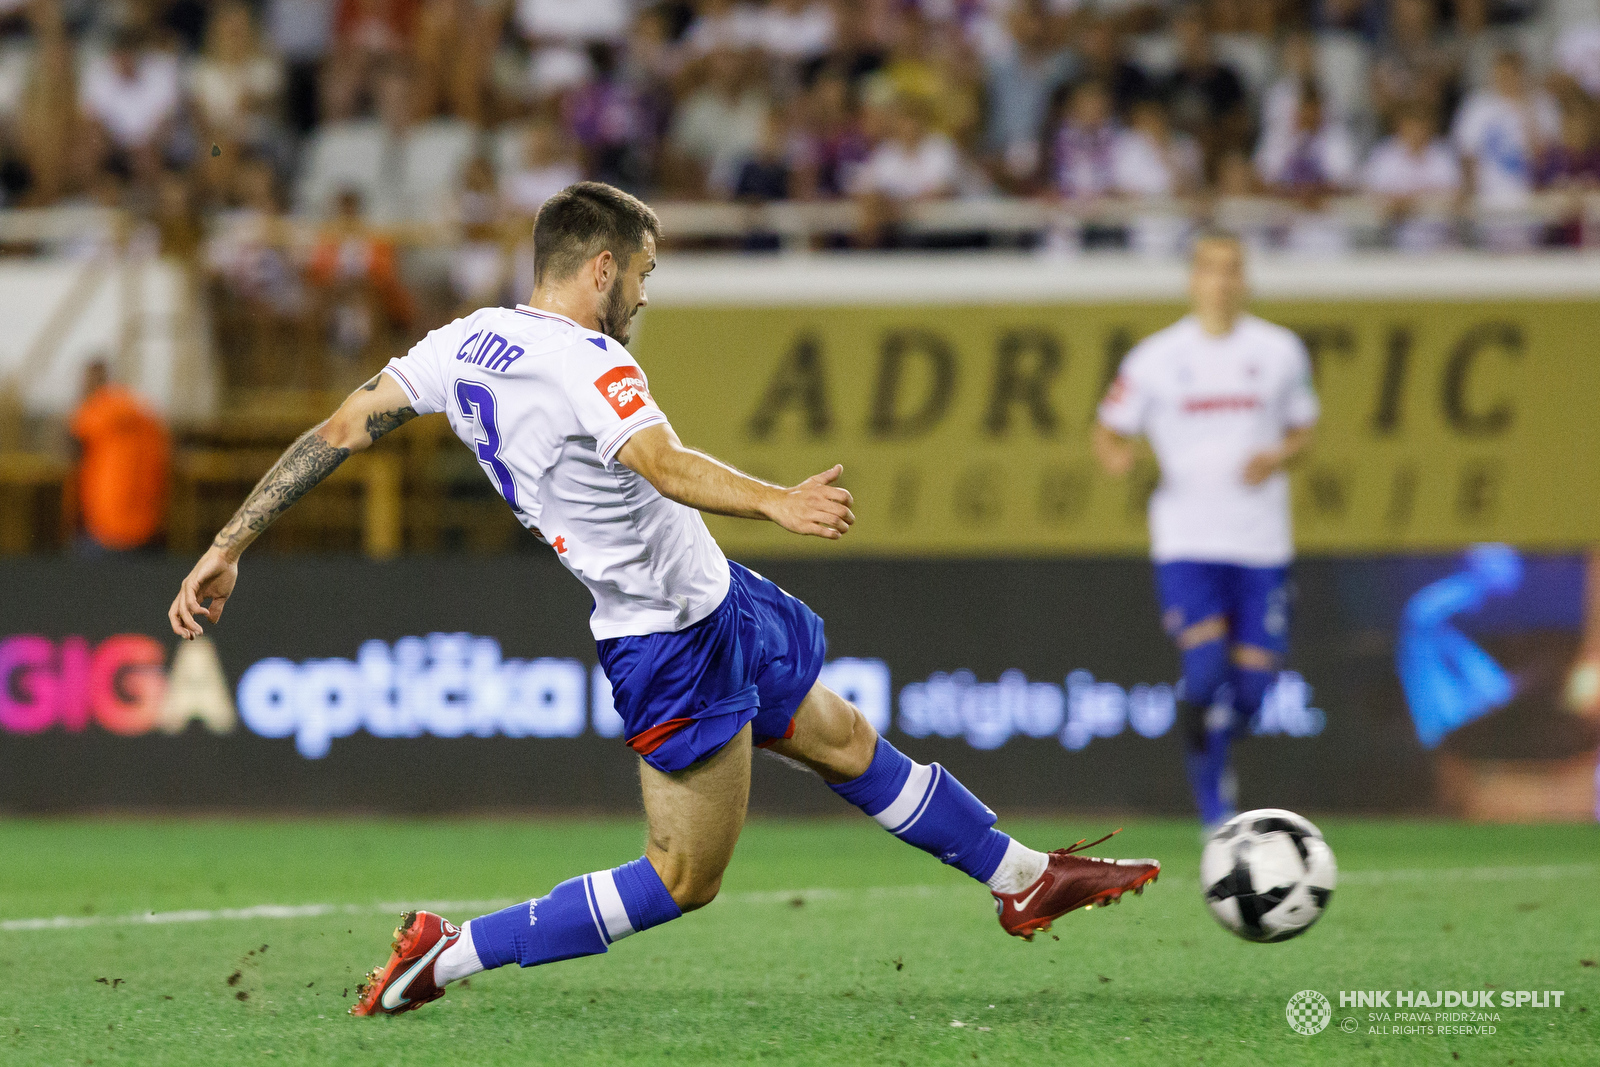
[597,561,827,773]
[1154,560,1291,655]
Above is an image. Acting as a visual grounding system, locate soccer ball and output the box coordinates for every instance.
[1201,808,1336,942]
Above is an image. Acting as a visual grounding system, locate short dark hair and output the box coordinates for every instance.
[532,182,661,286]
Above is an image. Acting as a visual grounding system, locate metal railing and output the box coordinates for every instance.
[4,194,1597,255]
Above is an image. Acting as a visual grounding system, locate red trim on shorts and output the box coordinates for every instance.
[753,716,798,749]
[627,717,694,756]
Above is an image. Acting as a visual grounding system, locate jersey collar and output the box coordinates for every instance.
[515,304,586,329]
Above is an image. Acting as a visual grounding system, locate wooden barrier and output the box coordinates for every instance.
[0,452,70,554]
[0,447,404,559]
[168,448,403,559]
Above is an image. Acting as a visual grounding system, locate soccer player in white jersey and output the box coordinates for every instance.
[167,183,1160,1016]
[1093,230,1318,832]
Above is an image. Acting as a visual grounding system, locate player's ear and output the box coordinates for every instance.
[593,250,614,290]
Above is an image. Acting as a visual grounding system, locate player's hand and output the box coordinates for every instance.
[1242,450,1283,486]
[1100,444,1136,477]
[1091,424,1137,477]
[168,546,238,639]
[769,465,855,539]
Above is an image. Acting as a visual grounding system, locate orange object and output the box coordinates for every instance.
[69,384,170,550]
[308,235,416,327]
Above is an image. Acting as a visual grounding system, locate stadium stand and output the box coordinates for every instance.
[3,0,1600,555]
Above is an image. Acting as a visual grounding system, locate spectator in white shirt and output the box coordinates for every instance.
[515,0,631,45]
[1452,50,1558,250]
[985,0,1075,185]
[1112,98,1202,255]
[1259,31,1320,164]
[502,118,584,218]
[1254,83,1358,255]
[265,0,335,135]
[1113,98,1202,198]
[80,29,180,182]
[449,155,511,314]
[514,0,632,111]
[189,1,285,187]
[667,48,770,196]
[851,95,961,246]
[1362,103,1461,252]
[1556,18,1600,100]
[751,0,836,64]
[1052,80,1119,202]
[684,0,764,57]
[207,156,305,320]
[852,96,960,201]
[1048,80,1130,251]
[1255,84,1358,193]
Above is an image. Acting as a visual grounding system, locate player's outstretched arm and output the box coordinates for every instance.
[167,373,420,639]
[1091,422,1139,477]
[617,423,854,539]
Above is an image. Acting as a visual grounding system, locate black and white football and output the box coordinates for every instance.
[1201,808,1336,942]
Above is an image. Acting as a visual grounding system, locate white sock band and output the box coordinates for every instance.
[986,839,1049,895]
[434,920,485,986]
[871,761,938,835]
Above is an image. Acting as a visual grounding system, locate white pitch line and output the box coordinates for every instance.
[1337,862,1598,886]
[2,863,1593,934]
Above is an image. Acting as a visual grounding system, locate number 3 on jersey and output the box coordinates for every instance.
[454,380,520,512]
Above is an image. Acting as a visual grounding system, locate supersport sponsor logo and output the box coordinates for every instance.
[1181,394,1263,413]
[594,365,652,418]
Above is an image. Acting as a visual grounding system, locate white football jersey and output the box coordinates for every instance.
[383,305,730,640]
[1098,314,1319,567]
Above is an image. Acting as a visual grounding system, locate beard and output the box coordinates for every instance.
[598,279,634,345]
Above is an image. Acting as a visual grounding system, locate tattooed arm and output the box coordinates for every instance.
[168,372,420,639]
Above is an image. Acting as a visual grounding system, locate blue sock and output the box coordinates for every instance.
[829,737,1011,883]
[1178,640,1232,826]
[1182,721,1236,829]
[469,856,682,970]
[1179,639,1229,711]
[1231,667,1275,736]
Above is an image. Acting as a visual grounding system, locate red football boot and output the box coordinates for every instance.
[349,911,460,1016]
[992,831,1160,940]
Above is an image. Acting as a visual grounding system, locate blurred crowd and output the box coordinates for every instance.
[0,0,1596,552]
[3,0,1600,273]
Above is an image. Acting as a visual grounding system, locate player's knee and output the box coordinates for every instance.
[1231,643,1277,671]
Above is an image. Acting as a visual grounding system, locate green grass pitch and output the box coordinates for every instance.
[1,817,1595,1065]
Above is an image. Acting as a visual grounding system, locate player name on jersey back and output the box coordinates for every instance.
[452,328,526,373]
[383,305,730,640]
[1098,314,1320,567]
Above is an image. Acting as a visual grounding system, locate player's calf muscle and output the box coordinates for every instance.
[771,685,877,784]
[640,727,751,911]
[646,852,724,912]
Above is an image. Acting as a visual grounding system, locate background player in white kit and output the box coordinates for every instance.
[1093,231,1318,831]
[167,182,1160,1017]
